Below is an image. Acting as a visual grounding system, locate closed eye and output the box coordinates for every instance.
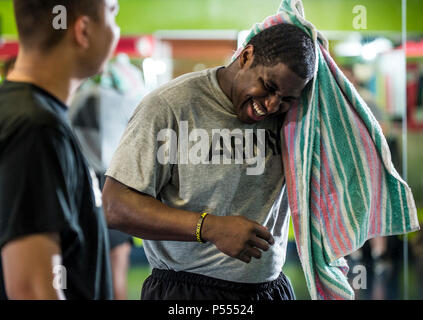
[266,83,276,92]
[260,78,299,104]
[260,78,276,93]
[282,97,296,103]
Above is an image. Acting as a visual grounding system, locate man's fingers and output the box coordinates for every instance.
[238,253,251,263]
[237,246,262,263]
[254,225,274,245]
[246,247,262,259]
[248,237,270,252]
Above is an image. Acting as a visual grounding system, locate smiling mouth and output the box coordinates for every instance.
[252,100,267,117]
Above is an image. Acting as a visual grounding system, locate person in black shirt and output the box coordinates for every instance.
[0,0,120,299]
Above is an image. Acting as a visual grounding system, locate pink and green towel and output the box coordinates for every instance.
[233,0,420,299]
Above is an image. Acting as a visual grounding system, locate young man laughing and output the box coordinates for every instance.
[102,23,315,300]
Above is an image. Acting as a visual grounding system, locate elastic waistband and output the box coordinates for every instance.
[150,268,288,294]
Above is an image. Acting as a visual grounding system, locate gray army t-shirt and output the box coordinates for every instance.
[106,67,290,283]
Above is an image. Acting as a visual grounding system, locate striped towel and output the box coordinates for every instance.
[233,0,420,299]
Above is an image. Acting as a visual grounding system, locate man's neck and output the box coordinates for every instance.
[216,63,238,105]
[6,49,81,106]
[216,66,232,101]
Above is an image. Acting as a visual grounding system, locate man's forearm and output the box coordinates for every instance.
[102,177,274,264]
[102,177,202,241]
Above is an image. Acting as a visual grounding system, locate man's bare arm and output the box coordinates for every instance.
[1,233,65,300]
[102,177,274,263]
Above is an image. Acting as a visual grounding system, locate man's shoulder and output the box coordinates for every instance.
[133,68,219,121]
[0,82,64,138]
[147,68,215,104]
[163,68,211,89]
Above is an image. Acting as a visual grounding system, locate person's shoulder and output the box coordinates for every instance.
[0,82,64,134]
[148,69,213,102]
[161,68,213,97]
[134,68,214,118]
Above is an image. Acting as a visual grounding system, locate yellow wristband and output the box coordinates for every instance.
[195,212,208,243]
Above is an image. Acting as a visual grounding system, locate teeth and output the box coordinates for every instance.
[252,101,266,116]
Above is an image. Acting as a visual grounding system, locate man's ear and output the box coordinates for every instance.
[239,44,255,70]
[73,16,91,49]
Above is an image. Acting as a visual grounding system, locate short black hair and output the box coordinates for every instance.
[13,0,103,51]
[248,23,316,81]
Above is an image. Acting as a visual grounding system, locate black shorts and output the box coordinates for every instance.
[141,268,296,300]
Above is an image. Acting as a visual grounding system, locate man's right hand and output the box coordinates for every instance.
[201,214,274,263]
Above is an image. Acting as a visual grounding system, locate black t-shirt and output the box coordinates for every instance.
[0,81,112,300]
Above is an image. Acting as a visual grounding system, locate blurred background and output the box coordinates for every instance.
[1,0,422,300]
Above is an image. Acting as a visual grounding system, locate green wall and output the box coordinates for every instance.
[0,0,422,38]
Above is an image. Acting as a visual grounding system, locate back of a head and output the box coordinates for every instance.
[13,0,102,52]
[248,24,316,81]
